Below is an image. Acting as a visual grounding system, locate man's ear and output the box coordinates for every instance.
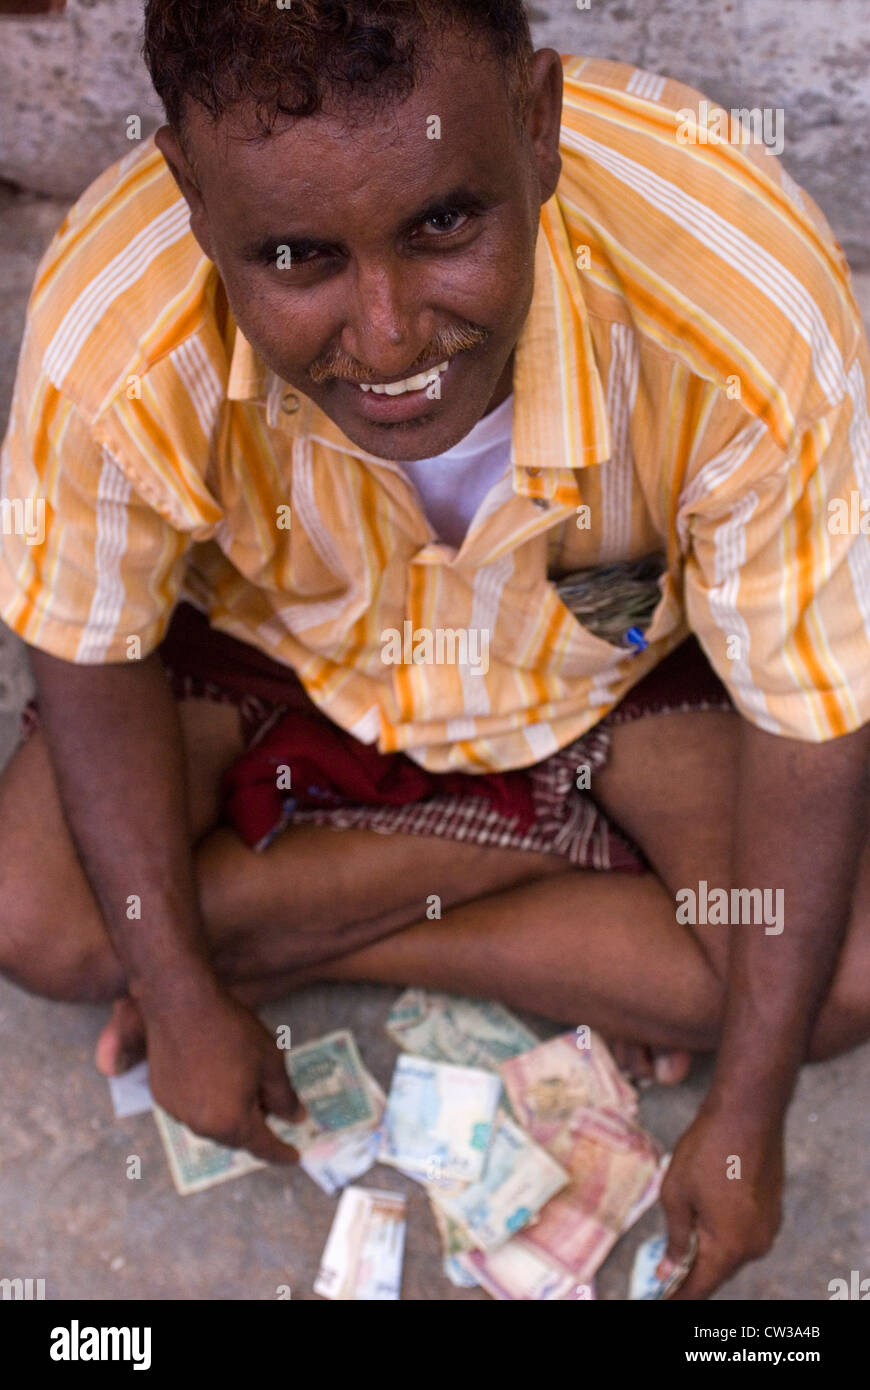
[525,48,563,206]
[154,125,214,261]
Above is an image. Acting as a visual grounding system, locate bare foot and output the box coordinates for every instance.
[609,1041,692,1087]
[95,995,147,1077]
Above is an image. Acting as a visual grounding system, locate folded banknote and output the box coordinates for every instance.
[630,1231,699,1300]
[430,1113,568,1252]
[386,989,540,1071]
[314,1186,407,1300]
[499,1031,638,1143]
[379,1055,502,1183]
[154,1028,379,1195]
[507,1107,666,1283]
[153,1104,266,1196]
[300,1074,386,1196]
[456,1244,596,1301]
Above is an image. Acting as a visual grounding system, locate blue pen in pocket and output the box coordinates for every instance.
[622,626,649,654]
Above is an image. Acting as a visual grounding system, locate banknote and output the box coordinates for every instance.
[427,1187,475,1257]
[108,1059,153,1119]
[456,1244,596,1301]
[630,1231,699,1300]
[554,555,665,646]
[154,1099,322,1197]
[300,1075,386,1196]
[155,1029,378,1194]
[499,1032,637,1143]
[265,1029,378,1154]
[515,1106,666,1282]
[285,1029,378,1134]
[314,1186,407,1300]
[428,1192,479,1285]
[153,1104,266,1196]
[443,1254,480,1289]
[386,989,540,1071]
[378,1055,502,1183]
[431,1113,569,1252]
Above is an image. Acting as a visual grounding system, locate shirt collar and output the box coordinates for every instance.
[226,326,269,402]
[224,193,612,477]
[512,194,612,485]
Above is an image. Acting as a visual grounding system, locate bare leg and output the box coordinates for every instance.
[0,704,566,1062]
[3,705,868,1069]
[214,712,870,1062]
[201,711,742,1049]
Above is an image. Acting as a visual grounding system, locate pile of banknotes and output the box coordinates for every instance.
[382,992,667,1299]
[145,991,671,1300]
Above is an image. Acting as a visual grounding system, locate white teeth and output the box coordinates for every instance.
[359,361,449,395]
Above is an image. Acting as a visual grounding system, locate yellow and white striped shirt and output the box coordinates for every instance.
[2,55,870,772]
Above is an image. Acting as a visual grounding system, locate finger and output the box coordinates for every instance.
[661,1182,694,1266]
[260,1063,307,1125]
[241,1113,300,1166]
[669,1240,732,1301]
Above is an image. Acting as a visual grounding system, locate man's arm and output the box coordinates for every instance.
[662,715,870,1299]
[30,647,303,1161]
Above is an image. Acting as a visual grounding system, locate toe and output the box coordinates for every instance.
[653,1049,692,1085]
[94,997,146,1076]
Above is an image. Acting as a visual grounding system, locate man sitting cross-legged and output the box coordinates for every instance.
[1,1,870,1299]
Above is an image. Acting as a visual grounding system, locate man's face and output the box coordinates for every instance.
[158,31,563,462]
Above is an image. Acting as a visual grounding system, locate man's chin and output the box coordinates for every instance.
[337,407,480,463]
[316,368,484,460]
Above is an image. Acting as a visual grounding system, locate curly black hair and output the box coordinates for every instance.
[143,0,535,143]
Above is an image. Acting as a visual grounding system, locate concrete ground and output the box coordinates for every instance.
[1,187,869,1303]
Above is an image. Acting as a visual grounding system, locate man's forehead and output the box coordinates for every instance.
[199,123,506,227]
[184,33,515,194]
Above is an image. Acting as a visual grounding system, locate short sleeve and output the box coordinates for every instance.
[682,336,870,741]
[0,384,192,664]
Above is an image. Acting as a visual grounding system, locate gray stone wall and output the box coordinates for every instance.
[0,0,867,264]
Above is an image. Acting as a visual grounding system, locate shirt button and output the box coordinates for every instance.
[281,392,301,414]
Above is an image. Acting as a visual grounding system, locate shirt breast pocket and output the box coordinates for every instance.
[548,554,681,674]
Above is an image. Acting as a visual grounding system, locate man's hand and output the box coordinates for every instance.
[657,719,869,1299]
[28,651,304,1164]
[660,1105,784,1299]
[144,978,305,1164]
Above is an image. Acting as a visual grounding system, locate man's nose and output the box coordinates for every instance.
[341,258,435,375]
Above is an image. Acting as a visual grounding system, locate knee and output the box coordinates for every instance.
[804,920,870,1061]
[806,980,870,1062]
[0,898,124,1004]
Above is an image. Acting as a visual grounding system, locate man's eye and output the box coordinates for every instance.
[263,210,474,269]
[422,210,470,235]
[271,246,319,269]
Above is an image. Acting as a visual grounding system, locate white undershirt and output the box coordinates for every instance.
[398,392,514,547]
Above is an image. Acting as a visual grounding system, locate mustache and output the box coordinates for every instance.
[308,321,488,385]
